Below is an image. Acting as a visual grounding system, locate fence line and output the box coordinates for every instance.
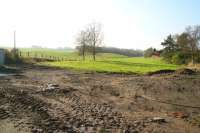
[18,51,68,62]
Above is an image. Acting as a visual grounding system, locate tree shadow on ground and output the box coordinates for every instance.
[98,60,174,68]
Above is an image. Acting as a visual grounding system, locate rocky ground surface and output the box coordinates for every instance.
[0,65,200,133]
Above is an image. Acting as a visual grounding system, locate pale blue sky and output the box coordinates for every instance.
[0,0,199,49]
[114,0,200,49]
[118,0,200,32]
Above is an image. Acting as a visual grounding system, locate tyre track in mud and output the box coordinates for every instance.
[37,88,144,132]
[0,87,76,133]
[0,86,148,133]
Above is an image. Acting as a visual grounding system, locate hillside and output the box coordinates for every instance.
[17,48,179,74]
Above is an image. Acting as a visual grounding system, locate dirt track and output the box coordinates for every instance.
[0,65,200,133]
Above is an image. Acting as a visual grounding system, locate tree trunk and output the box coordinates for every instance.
[191,43,195,65]
[191,49,194,65]
[83,44,85,61]
[93,44,96,61]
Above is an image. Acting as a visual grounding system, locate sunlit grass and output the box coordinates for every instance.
[19,48,78,60]
[46,54,179,74]
[19,48,179,74]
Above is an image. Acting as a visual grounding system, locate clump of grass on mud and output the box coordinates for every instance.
[188,115,200,127]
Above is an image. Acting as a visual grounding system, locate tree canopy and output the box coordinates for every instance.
[160,25,200,64]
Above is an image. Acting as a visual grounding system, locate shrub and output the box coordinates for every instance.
[144,47,154,58]
[5,49,22,64]
[161,51,174,63]
[171,52,190,65]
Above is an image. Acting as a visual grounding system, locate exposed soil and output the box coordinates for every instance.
[147,69,175,75]
[175,68,196,75]
[0,64,200,133]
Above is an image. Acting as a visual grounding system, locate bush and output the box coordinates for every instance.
[161,51,174,63]
[5,49,22,64]
[171,52,190,65]
[144,47,154,57]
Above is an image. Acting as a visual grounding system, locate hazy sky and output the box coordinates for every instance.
[0,0,200,50]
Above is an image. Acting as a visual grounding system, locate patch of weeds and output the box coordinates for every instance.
[99,128,111,133]
[188,114,200,127]
[110,90,120,97]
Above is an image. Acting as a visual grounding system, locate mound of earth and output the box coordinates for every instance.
[147,68,196,76]
[175,68,195,75]
[147,69,175,75]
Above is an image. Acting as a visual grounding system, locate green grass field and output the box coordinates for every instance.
[45,53,179,74]
[19,48,179,74]
[19,48,77,60]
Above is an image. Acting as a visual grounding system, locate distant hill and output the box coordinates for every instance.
[30,45,75,52]
[56,47,74,51]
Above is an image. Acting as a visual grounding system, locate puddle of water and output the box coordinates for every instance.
[0,73,9,77]
[0,73,16,77]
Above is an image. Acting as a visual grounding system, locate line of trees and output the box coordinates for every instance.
[77,23,200,64]
[76,23,144,59]
[161,25,200,64]
[95,46,143,57]
[76,46,144,57]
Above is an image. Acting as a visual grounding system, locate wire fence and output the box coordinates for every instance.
[18,51,70,62]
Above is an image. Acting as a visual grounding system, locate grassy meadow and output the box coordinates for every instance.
[19,48,77,59]
[47,55,179,74]
[19,48,179,74]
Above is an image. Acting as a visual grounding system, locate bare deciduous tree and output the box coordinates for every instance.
[76,30,89,60]
[185,25,200,64]
[76,22,103,61]
[87,23,103,61]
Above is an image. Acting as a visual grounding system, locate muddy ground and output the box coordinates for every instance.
[0,65,200,133]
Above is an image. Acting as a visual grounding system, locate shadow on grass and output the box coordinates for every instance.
[97,60,176,68]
